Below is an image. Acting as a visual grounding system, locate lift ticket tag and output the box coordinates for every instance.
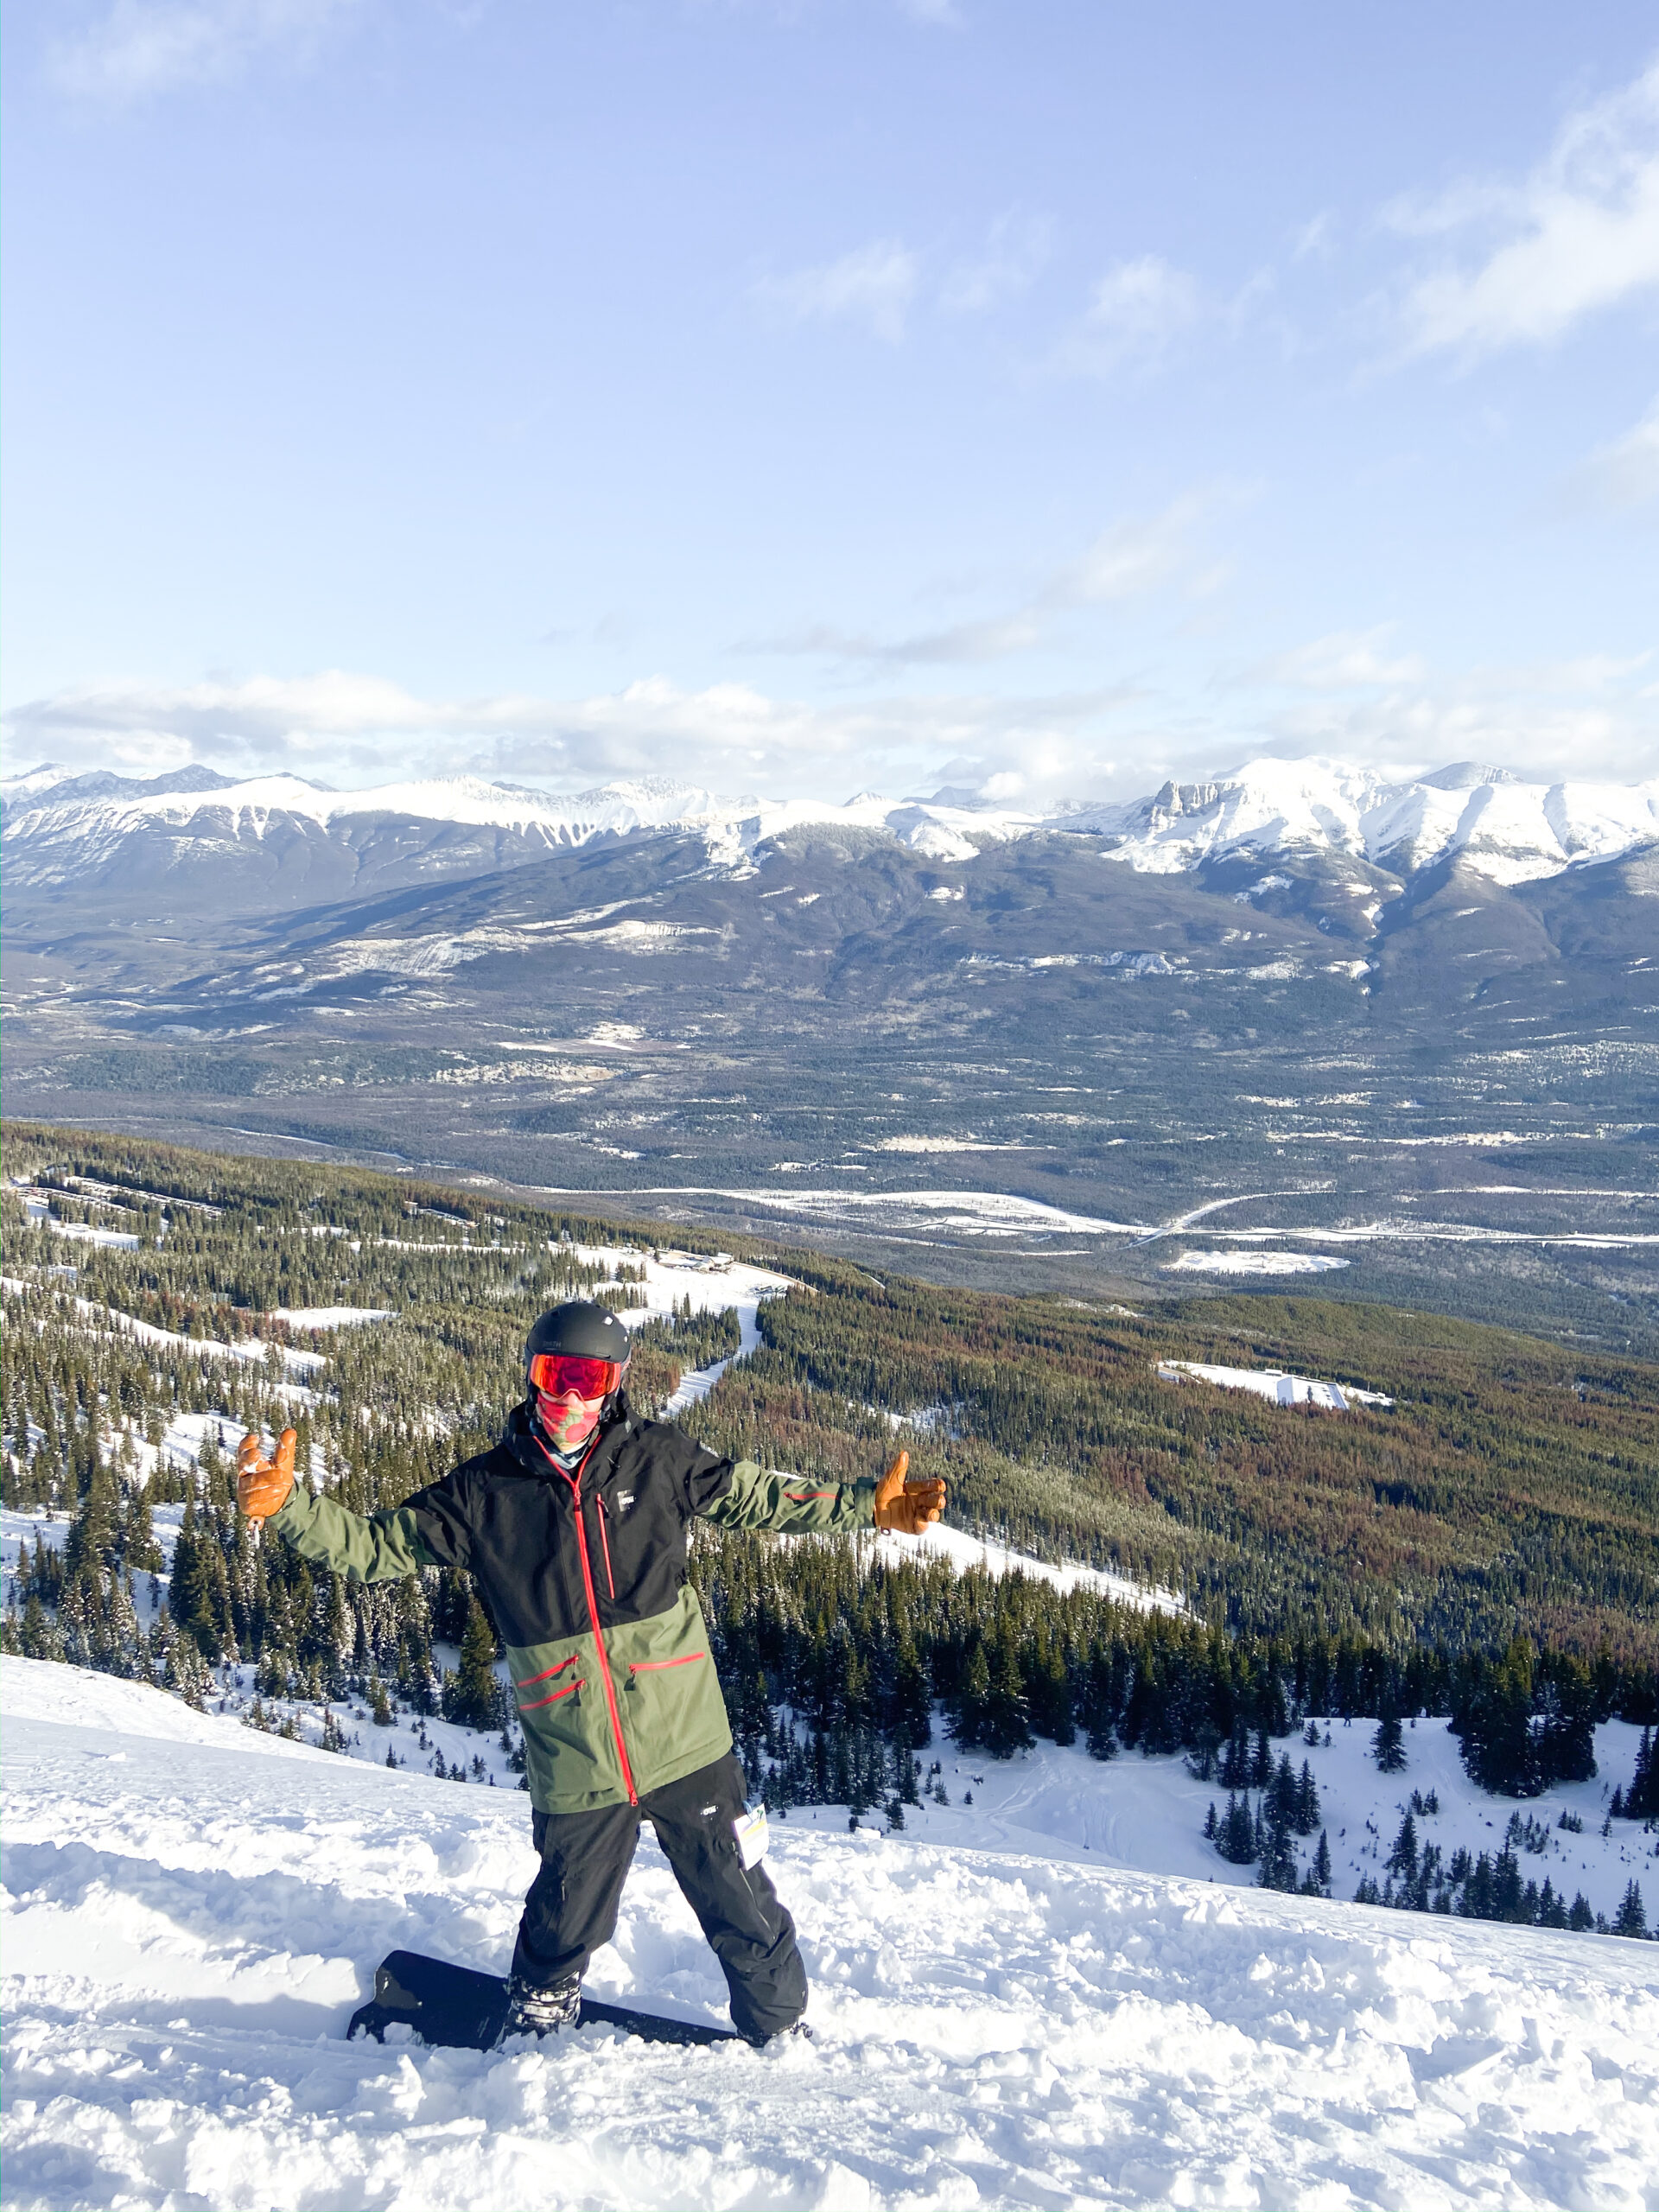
[733,1807,769,1869]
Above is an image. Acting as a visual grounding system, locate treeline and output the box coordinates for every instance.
[6,1119,1658,1669]
[5,1124,1659,1885]
[1353,1803,1651,1940]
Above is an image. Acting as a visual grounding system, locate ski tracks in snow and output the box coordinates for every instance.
[3,1662,1658,2211]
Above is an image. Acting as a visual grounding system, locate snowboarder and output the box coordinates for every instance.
[236,1298,945,2046]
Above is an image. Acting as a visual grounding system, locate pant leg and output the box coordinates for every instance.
[642,1752,808,2042]
[512,1799,640,1989]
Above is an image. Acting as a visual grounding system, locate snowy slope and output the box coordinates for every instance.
[1071,757,1659,884]
[5,1656,1658,2212]
[7,754,1654,888]
[0,768,1022,887]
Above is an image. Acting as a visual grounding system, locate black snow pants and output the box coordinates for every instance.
[510,1752,807,2043]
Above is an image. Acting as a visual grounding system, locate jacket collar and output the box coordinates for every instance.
[502,1397,630,1478]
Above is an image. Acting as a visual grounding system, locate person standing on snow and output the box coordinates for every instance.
[235,1298,945,2046]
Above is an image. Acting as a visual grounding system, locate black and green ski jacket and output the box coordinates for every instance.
[267,1400,876,1814]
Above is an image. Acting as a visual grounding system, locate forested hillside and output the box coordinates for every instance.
[3,1120,1656,1938]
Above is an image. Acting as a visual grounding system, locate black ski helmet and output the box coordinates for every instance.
[524,1300,633,1384]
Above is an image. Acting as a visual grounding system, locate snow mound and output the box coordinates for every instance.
[4,1656,1656,2211]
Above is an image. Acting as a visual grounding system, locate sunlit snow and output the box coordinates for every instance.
[4,1656,1656,2212]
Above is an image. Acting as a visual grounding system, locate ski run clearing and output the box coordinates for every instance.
[5,1657,1658,2212]
[1155,1362,1395,1414]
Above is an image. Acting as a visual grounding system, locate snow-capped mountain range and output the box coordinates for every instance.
[3,754,1656,888]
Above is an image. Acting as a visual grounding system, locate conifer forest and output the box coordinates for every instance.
[3,1119,1656,1942]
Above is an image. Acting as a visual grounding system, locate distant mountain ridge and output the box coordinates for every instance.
[5,753,1654,893]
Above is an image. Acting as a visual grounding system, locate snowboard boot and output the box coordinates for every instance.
[743,2018,813,2049]
[502,1972,582,2040]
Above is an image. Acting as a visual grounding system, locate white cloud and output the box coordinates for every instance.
[1229,634,1657,783]
[48,0,362,103]
[1048,499,1199,607]
[8,652,1652,804]
[1292,212,1336,263]
[747,495,1209,669]
[1577,395,1659,509]
[759,238,919,344]
[747,613,1051,667]
[0,668,1143,800]
[1066,255,1200,374]
[1389,59,1659,359]
[1248,628,1428,690]
[940,212,1053,314]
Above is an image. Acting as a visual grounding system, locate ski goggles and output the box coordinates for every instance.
[528,1351,628,1401]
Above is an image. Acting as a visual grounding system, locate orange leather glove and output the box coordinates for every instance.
[237,1428,297,1521]
[873,1448,946,1535]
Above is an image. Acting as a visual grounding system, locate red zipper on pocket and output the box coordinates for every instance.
[597,1497,616,1600]
[518,1679,585,1712]
[515,1655,577,1689]
[628,1653,707,1673]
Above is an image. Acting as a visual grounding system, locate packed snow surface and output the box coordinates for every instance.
[1157,1360,1394,1412]
[5,1657,1658,2212]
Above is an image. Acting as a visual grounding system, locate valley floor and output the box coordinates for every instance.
[4,1656,1656,2212]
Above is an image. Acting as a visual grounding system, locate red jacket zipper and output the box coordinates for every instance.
[537,1435,638,1805]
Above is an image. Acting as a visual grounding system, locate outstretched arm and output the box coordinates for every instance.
[694,1447,945,1536]
[238,1428,435,1584]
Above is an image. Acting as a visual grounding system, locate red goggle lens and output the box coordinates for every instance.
[529,1352,626,1400]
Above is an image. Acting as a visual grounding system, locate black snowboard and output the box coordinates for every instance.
[347,1949,741,2051]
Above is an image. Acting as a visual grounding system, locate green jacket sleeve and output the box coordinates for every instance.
[267,1483,436,1583]
[696,1460,877,1533]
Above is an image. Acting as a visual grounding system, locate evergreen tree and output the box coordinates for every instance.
[1612,1882,1649,1940]
[1216,1793,1257,1866]
[1625,1729,1658,1820]
[446,1599,502,1732]
[1372,1715,1407,1773]
[1386,1813,1419,1878]
[120,1480,165,1573]
[980,1624,1035,1758]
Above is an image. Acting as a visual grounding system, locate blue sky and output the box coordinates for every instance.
[3,1,1656,802]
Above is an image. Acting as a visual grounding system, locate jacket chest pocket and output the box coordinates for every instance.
[594,1486,652,1599]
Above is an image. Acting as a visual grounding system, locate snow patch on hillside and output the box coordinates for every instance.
[1157,1359,1393,1412]
[1166,1249,1350,1275]
[0,1278,328,1378]
[269,1306,392,1330]
[861,1522,1185,1616]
